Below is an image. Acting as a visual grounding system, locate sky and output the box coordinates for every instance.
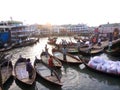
[0,0,120,26]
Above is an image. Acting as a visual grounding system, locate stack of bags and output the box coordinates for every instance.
[88,56,120,74]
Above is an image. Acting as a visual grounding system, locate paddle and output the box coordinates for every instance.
[53,69,61,83]
[78,55,86,69]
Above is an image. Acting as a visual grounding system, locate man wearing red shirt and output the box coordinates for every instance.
[48,56,54,76]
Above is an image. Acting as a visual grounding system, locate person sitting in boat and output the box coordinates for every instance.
[26,58,33,79]
[45,44,49,57]
[48,55,54,76]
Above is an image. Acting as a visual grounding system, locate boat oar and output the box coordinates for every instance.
[53,69,61,83]
[78,55,86,69]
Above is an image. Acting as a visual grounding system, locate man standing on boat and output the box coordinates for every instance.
[48,56,54,76]
[77,39,81,51]
[26,58,33,79]
[45,44,49,57]
[62,39,67,47]
[62,46,68,61]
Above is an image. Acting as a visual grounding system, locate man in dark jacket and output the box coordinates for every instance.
[26,58,33,79]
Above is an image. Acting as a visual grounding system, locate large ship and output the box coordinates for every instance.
[0,20,38,51]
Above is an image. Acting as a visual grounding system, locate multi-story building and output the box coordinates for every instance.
[29,24,40,37]
[52,24,89,35]
[51,25,60,35]
[67,24,89,34]
[99,23,120,33]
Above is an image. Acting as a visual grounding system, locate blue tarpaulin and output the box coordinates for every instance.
[0,32,10,44]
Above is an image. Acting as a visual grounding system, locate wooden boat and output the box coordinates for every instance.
[67,47,79,54]
[14,56,36,85]
[47,39,56,45]
[34,57,62,86]
[48,37,57,41]
[93,38,120,49]
[0,43,15,52]
[78,55,120,77]
[52,48,82,64]
[105,47,120,57]
[54,46,79,54]
[13,38,39,48]
[79,46,104,56]
[55,42,77,48]
[93,40,109,49]
[0,54,13,85]
[40,51,62,68]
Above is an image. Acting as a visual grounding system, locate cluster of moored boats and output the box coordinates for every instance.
[47,36,120,77]
[0,36,120,90]
[0,37,39,52]
[48,36,120,56]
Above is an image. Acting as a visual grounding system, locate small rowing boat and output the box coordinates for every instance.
[34,57,62,86]
[14,56,36,86]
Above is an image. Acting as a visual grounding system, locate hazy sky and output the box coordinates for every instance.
[0,0,120,26]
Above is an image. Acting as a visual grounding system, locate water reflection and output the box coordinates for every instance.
[36,75,62,90]
[79,67,120,88]
[60,64,80,89]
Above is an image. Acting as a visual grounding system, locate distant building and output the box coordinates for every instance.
[52,25,60,35]
[28,24,40,37]
[52,24,89,35]
[99,23,120,33]
[67,24,89,34]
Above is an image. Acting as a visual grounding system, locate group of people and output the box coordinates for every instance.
[26,55,54,77]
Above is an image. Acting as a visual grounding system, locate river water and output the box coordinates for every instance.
[4,36,120,90]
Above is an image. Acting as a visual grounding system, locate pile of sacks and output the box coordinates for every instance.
[88,56,120,74]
